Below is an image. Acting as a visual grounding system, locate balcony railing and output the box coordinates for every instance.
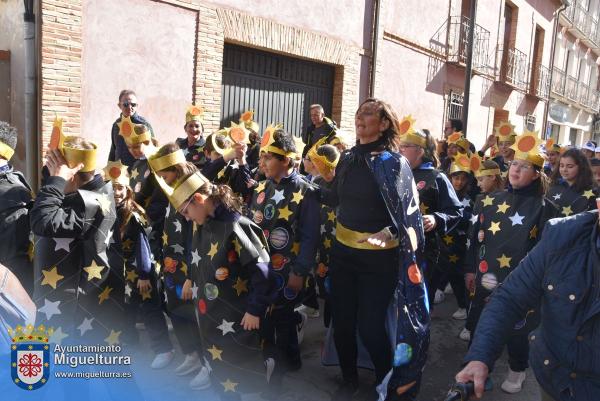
[505,48,529,90]
[534,64,551,99]
[566,75,579,101]
[563,2,575,22]
[590,90,600,113]
[446,15,492,73]
[565,1,599,47]
[551,67,566,96]
[578,81,591,107]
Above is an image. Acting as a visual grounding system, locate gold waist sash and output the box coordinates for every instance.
[335,222,399,251]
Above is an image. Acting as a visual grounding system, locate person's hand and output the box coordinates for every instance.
[287,272,304,293]
[137,279,151,293]
[45,149,83,180]
[481,134,496,153]
[181,279,193,300]
[455,361,489,399]
[465,273,476,294]
[233,143,247,165]
[241,312,260,330]
[422,215,437,232]
[358,228,394,248]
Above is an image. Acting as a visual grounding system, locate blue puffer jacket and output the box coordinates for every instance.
[465,210,600,401]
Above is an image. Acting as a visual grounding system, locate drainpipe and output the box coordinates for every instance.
[461,0,477,138]
[542,0,570,140]
[369,0,381,97]
[23,0,38,189]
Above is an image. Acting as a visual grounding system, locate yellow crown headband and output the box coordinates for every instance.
[0,140,15,161]
[397,115,427,148]
[260,123,284,153]
[148,149,187,172]
[495,121,517,144]
[186,105,204,124]
[49,116,97,172]
[470,155,501,178]
[511,131,544,168]
[208,132,234,157]
[449,152,472,175]
[307,136,339,176]
[239,110,259,133]
[156,171,211,210]
[103,160,129,186]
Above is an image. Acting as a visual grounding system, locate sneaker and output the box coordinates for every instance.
[296,311,308,345]
[265,357,275,383]
[452,308,468,320]
[189,366,211,390]
[151,350,174,369]
[458,328,471,342]
[434,289,445,304]
[444,283,453,294]
[175,353,202,376]
[501,368,526,393]
[296,305,320,318]
[332,379,359,401]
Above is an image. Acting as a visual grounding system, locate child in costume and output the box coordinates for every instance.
[239,110,261,171]
[0,121,34,294]
[479,121,517,182]
[464,132,558,394]
[548,148,597,217]
[177,105,208,169]
[205,129,253,198]
[148,143,211,388]
[31,130,123,344]
[120,122,174,368]
[592,158,600,189]
[168,171,271,400]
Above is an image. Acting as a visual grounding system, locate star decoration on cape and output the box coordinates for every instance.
[207,345,223,361]
[140,288,152,301]
[496,202,510,214]
[171,244,185,254]
[291,190,304,204]
[291,242,301,255]
[96,194,112,215]
[508,212,524,226]
[208,242,219,259]
[448,254,459,263]
[529,225,538,239]
[552,193,561,201]
[217,319,235,336]
[84,260,105,281]
[124,284,132,297]
[221,379,238,392]
[583,189,595,199]
[217,169,226,180]
[469,214,478,225]
[39,299,62,320]
[105,330,121,346]
[419,203,429,214]
[191,249,201,265]
[488,221,501,235]
[98,286,112,304]
[461,198,471,207]
[126,270,138,282]
[497,254,512,268]
[233,239,242,255]
[271,189,285,205]
[130,168,139,180]
[54,238,73,252]
[173,220,182,232]
[482,195,495,207]
[162,232,169,246]
[191,282,199,298]
[327,210,335,222]
[233,277,248,296]
[562,206,573,216]
[323,238,332,249]
[442,235,454,245]
[181,262,188,277]
[278,206,293,220]
[41,266,64,289]
[77,317,94,336]
[122,239,133,251]
[255,181,266,193]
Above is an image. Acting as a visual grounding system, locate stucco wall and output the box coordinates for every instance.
[0,0,26,172]
[81,0,197,164]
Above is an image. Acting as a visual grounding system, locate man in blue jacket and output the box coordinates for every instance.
[456,209,600,401]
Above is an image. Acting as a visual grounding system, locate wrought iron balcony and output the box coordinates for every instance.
[534,64,551,99]
[551,67,566,97]
[578,81,591,107]
[565,1,599,47]
[504,48,528,91]
[566,75,579,102]
[588,89,600,113]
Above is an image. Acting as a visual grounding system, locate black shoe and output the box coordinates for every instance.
[331,379,359,401]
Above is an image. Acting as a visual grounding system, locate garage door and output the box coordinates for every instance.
[221,44,334,137]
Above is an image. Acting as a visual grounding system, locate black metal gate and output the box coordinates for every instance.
[221,44,334,137]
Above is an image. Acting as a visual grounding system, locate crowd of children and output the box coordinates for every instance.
[1,89,600,401]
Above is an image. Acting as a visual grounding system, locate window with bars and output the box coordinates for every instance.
[447,91,464,121]
[525,113,536,131]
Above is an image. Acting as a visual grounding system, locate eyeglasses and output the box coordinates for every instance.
[122,102,137,108]
[399,144,418,150]
[179,197,194,215]
[509,161,533,171]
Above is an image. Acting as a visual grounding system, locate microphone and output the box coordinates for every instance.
[443,379,493,401]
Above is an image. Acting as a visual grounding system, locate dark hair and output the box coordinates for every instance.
[449,118,463,132]
[551,148,594,192]
[0,121,18,151]
[316,144,339,163]
[591,158,600,167]
[115,183,147,239]
[153,142,197,179]
[118,89,137,102]
[421,129,441,168]
[204,133,230,154]
[270,129,297,167]
[180,172,244,214]
[357,98,403,152]
[449,171,471,196]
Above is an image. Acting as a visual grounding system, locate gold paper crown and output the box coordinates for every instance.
[103,160,129,186]
[449,151,472,175]
[120,123,151,145]
[49,116,97,172]
[0,140,15,161]
[545,138,562,154]
[260,123,287,154]
[207,131,234,157]
[156,171,211,209]
[186,105,204,124]
[398,115,427,148]
[148,149,187,172]
[447,132,471,153]
[469,155,501,178]
[307,136,340,177]
[495,121,517,143]
[240,110,259,133]
[227,121,250,144]
[8,324,50,343]
[511,131,544,168]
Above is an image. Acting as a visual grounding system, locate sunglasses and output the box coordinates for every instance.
[122,102,137,108]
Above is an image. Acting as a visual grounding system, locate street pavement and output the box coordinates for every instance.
[129,294,540,401]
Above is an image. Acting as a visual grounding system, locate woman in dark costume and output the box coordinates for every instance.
[548,148,596,217]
